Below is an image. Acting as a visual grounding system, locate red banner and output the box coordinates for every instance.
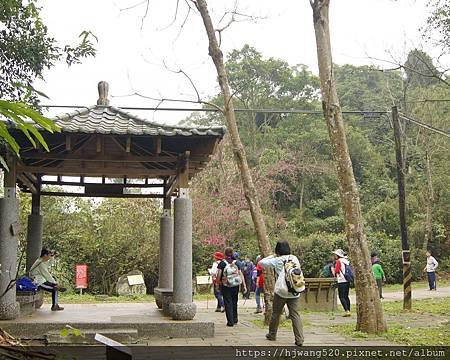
[75,264,88,289]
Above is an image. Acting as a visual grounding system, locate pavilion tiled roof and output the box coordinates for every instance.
[53,105,226,137]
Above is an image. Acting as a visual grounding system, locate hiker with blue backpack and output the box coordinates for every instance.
[332,248,353,317]
[216,247,247,327]
[260,240,305,346]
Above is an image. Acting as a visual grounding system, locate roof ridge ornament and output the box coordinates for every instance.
[97,81,110,106]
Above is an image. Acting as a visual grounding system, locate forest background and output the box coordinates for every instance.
[14,46,449,295]
[1,1,449,295]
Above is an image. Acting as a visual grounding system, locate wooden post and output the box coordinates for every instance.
[392,106,412,310]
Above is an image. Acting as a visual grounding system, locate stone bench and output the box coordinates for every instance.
[16,290,44,316]
[300,278,337,312]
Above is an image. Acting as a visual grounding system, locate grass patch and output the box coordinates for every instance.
[330,298,450,345]
[382,279,450,292]
[330,322,450,346]
[383,297,450,315]
[57,293,154,303]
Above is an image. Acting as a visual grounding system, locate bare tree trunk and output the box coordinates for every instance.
[309,0,386,333]
[423,150,434,250]
[299,181,304,210]
[194,0,274,324]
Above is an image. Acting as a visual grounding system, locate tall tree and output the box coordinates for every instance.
[192,0,274,323]
[309,0,387,333]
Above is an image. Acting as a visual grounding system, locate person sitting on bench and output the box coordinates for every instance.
[30,248,64,311]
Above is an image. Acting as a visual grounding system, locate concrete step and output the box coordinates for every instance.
[46,328,138,344]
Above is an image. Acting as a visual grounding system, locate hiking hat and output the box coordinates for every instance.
[332,249,346,258]
[214,251,224,260]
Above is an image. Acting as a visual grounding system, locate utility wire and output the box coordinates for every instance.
[399,113,450,139]
[40,104,388,116]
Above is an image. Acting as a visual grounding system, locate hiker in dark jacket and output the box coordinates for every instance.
[242,257,255,299]
[216,247,247,327]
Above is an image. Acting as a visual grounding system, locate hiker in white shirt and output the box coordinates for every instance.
[423,250,438,291]
[260,240,304,347]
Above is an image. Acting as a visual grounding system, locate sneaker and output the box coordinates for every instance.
[265,334,276,341]
[226,323,234,327]
[51,305,64,311]
[343,311,351,317]
[254,308,263,314]
[295,341,303,346]
[215,308,222,312]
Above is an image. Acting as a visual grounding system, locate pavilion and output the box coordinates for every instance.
[0,81,226,321]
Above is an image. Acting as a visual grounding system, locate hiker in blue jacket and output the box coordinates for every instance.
[260,240,304,346]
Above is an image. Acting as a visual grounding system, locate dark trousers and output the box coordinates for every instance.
[221,285,239,325]
[39,282,58,306]
[427,272,436,290]
[243,275,252,299]
[337,282,351,311]
[269,293,304,345]
[214,287,224,308]
[376,278,383,298]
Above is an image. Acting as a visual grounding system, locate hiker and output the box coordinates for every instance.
[254,255,264,314]
[332,249,351,317]
[208,251,225,312]
[242,257,255,299]
[29,248,64,311]
[260,240,304,346]
[321,258,334,278]
[216,247,247,326]
[371,252,386,299]
[423,250,438,291]
[233,251,245,296]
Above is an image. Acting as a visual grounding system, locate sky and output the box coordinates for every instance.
[36,0,435,124]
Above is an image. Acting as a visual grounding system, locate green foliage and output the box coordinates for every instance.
[0,0,97,104]
[20,194,161,295]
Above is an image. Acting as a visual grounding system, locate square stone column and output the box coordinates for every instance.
[0,156,20,319]
[169,189,196,320]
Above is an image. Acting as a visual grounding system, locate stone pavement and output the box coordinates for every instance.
[4,286,448,347]
[142,305,392,346]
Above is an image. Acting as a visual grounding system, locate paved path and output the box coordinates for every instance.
[9,287,449,347]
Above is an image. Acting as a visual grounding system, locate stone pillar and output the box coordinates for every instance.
[26,192,43,272]
[154,197,173,312]
[0,155,20,319]
[169,189,196,320]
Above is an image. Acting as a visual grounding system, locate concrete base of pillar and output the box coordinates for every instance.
[154,287,173,316]
[0,301,20,320]
[169,302,196,320]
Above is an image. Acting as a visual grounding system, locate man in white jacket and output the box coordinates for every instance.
[30,248,64,311]
[424,250,438,290]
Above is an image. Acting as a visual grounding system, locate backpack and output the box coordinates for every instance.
[283,256,305,295]
[16,276,38,292]
[341,262,355,287]
[222,260,242,287]
[322,263,333,278]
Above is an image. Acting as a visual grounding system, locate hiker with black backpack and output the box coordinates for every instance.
[260,240,305,346]
[332,249,353,317]
[216,247,247,327]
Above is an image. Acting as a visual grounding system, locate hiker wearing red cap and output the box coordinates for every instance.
[208,251,225,312]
